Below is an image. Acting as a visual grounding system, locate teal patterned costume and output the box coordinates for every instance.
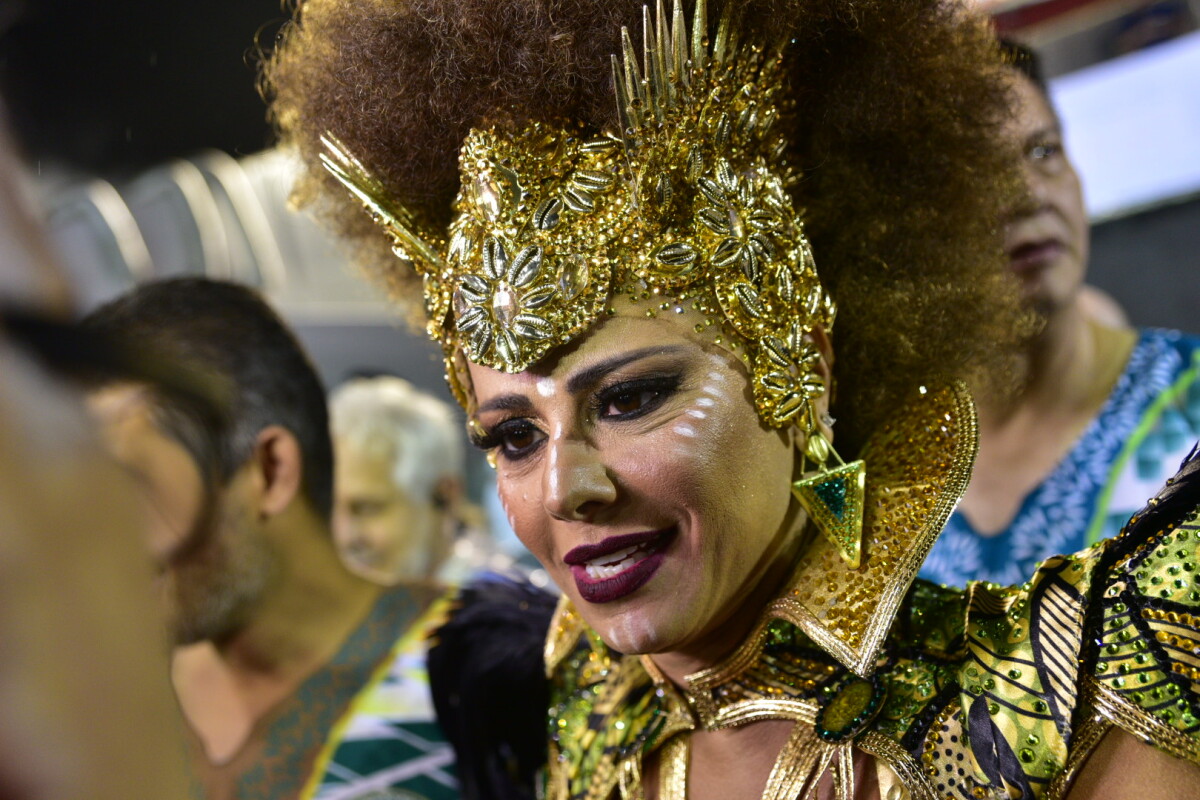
[191,586,456,800]
[923,328,1200,587]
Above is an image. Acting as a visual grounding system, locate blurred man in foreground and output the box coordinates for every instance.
[0,102,193,799]
[82,277,455,799]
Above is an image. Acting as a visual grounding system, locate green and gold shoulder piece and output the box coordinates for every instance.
[867,452,1200,799]
[1082,456,1200,765]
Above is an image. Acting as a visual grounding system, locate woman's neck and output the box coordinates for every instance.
[647,521,809,687]
[960,297,1136,535]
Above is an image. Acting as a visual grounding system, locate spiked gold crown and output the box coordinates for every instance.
[321,0,835,430]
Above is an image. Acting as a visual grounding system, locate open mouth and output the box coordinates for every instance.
[564,527,676,604]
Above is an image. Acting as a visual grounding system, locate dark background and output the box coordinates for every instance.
[0,0,281,176]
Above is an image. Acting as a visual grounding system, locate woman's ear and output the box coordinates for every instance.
[249,425,304,518]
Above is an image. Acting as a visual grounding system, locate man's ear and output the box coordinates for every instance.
[249,425,303,518]
[431,475,463,512]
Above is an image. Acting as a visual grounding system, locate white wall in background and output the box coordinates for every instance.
[1052,30,1200,220]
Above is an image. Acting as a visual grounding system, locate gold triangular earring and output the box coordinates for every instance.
[791,427,866,569]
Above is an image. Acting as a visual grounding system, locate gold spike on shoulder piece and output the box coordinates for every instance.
[685,381,979,686]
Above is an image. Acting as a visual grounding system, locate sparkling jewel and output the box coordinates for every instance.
[473,174,502,219]
[558,255,589,302]
[492,283,518,326]
[453,288,471,317]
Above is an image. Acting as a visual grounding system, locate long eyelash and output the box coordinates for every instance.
[467,421,509,451]
[590,373,682,415]
[468,430,499,451]
[468,417,539,452]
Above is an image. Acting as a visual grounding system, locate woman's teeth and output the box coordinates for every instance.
[584,541,654,580]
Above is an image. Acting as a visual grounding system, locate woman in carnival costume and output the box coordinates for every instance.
[264,0,1200,797]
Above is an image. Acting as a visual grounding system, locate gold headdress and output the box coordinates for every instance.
[320,0,835,434]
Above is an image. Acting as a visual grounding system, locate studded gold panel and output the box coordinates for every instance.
[772,381,978,676]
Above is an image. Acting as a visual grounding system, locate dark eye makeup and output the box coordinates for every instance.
[468,417,545,461]
[591,373,681,420]
[468,371,684,462]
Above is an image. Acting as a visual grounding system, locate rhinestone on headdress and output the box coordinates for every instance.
[321,0,836,430]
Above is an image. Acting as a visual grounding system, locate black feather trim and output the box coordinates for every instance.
[427,573,559,800]
[1105,440,1200,564]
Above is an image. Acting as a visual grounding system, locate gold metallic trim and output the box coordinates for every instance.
[832,742,854,800]
[658,735,689,800]
[709,698,819,729]
[318,133,447,271]
[1044,711,1111,800]
[775,381,979,677]
[1084,674,1200,764]
[544,595,583,677]
[857,732,939,800]
[618,756,644,800]
[762,723,831,800]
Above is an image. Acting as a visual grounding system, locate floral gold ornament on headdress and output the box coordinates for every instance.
[319,0,835,433]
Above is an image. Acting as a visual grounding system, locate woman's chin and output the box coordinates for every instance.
[595,620,670,656]
[582,595,704,657]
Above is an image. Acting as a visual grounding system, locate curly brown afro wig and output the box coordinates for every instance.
[263,0,1032,455]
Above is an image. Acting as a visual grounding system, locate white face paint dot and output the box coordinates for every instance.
[536,377,556,397]
[673,422,697,438]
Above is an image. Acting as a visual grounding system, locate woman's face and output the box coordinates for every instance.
[467,309,809,659]
[1002,72,1089,317]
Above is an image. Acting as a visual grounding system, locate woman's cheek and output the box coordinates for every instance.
[497,482,542,556]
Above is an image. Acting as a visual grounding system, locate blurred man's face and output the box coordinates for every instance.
[332,439,445,585]
[1002,72,1090,318]
[88,384,275,644]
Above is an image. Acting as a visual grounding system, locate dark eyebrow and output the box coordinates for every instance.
[477,393,537,416]
[565,346,688,395]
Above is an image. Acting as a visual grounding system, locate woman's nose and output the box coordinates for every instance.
[542,437,617,522]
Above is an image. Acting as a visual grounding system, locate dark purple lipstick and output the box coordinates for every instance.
[565,527,675,604]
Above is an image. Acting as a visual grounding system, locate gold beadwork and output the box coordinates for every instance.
[320,0,834,429]
[777,381,976,677]
[658,736,689,800]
